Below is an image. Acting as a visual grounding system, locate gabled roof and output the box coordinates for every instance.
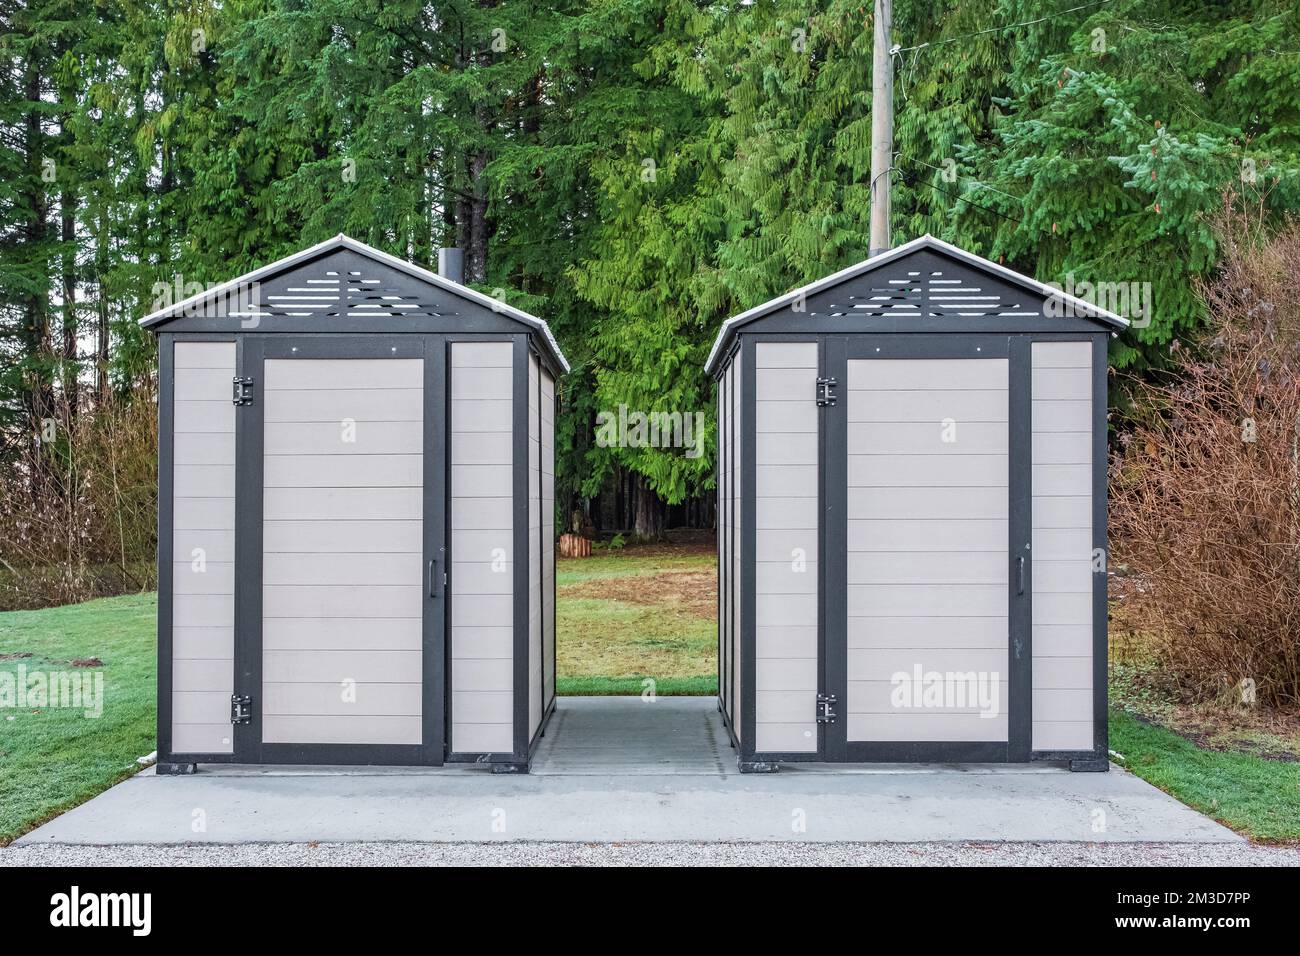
[704,235,1128,374]
[140,234,569,373]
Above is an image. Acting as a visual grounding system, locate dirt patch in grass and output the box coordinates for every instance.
[1111,656,1300,762]
[0,652,32,661]
[559,569,715,619]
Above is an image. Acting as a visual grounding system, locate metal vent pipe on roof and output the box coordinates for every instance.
[438,248,464,284]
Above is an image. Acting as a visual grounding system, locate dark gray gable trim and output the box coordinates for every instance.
[140,234,568,374]
[704,235,1128,375]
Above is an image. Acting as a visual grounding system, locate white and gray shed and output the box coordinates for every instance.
[710,236,1122,771]
[145,235,566,772]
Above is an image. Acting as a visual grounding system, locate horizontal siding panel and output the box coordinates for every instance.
[451,626,513,660]
[262,388,423,422]
[755,342,818,368]
[849,359,1007,391]
[172,626,234,660]
[263,519,421,553]
[263,585,422,618]
[452,722,512,753]
[756,625,819,659]
[263,486,421,521]
[755,593,817,627]
[1032,656,1092,690]
[1032,400,1091,432]
[1033,560,1093,593]
[262,552,420,587]
[172,561,234,595]
[173,594,235,628]
[1032,463,1091,496]
[849,486,1007,521]
[262,649,422,683]
[172,690,230,723]
[173,432,235,464]
[755,723,818,752]
[848,679,1007,716]
[1032,625,1092,657]
[171,723,233,754]
[174,400,235,433]
[756,690,816,723]
[1031,528,1093,561]
[451,498,513,530]
[755,658,818,691]
[1033,720,1094,751]
[755,402,818,433]
[755,431,818,464]
[1033,593,1093,626]
[849,551,1006,585]
[1029,431,1091,464]
[451,366,512,398]
[451,530,513,563]
[263,681,422,717]
[451,594,514,628]
[173,369,234,401]
[849,519,1004,552]
[451,431,512,464]
[263,358,422,390]
[452,561,514,595]
[262,714,422,745]
[265,421,421,455]
[850,453,1006,488]
[848,616,1007,647]
[848,583,1006,618]
[450,399,512,433]
[755,529,817,562]
[451,464,513,498]
[172,464,236,496]
[261,617,422,651]
[756,496,818,530]
[172,530,235,563]
[848,421,1008,455]
[1032,688,1093,721]
[173,497,236,530]
[174,341,235,369]
[754,368,810,401]
[849,389,1006,423]
[755,561,818,594]
[1032,366,1090,398]
[452,690,514,724]
[849,647,1007,680]
[848,713,1008,742]
[755,464,817,496]
[450,341,513,368]
[264,454,421,488]
[1031,341,1091,369]
[1031,495,1090,529]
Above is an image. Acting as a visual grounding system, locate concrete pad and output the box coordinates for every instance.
[16,697,1241,846]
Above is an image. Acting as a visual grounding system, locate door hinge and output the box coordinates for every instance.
[816,693,838,724]
[232,376,254,406]
[816,377,838,406]
[230,694,253,725]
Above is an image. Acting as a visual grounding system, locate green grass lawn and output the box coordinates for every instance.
[0,593,157,845]
[1109,709,1300,843]
[555,545,718,695]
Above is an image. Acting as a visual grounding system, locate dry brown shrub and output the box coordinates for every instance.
[1110,208,1300,706]
[0,387,158,610]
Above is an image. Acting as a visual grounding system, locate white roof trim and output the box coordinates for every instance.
[704,234,1128,374]
[140,234,569,373]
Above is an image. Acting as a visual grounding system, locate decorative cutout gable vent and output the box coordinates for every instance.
[828,267,1038,320]
[231,263,462,323]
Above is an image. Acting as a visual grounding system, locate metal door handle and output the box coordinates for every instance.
[428,559,438,599]
[1016,556,1025,595]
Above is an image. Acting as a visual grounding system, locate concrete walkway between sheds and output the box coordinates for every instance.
[12,697,1241,848]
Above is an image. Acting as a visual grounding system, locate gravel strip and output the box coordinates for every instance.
[3,841,1298,867]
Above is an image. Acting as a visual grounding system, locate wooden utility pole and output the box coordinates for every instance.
[869,0,893,256]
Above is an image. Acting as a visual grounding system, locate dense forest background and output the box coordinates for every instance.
[2,0,1298,607]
